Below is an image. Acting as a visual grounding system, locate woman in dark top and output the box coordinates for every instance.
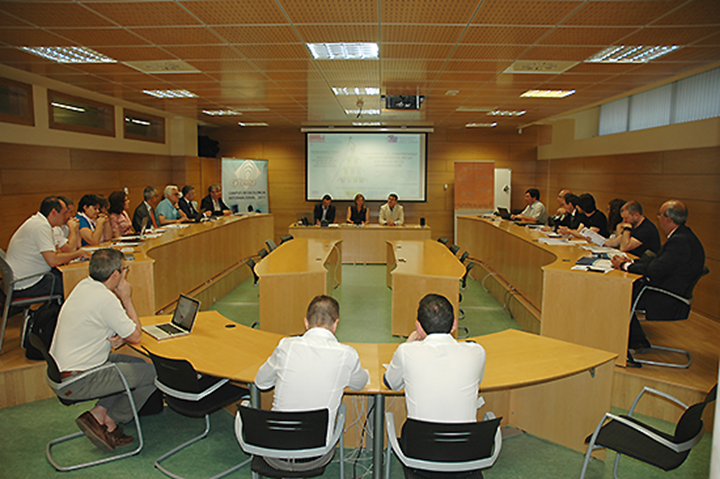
[346,193,369,225]
[606,198,626,236]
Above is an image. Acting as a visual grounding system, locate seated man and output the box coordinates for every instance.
[379,193,404,226]
[548,190,573,229]
[54,196,80,253]
[559,193,609,239]
[612,200,705,353]
[604,201,661,257]
[255,295,368,449]
[6,197,90,298]
[200,184,232,216]
[132,186,160,231]
[156,185,188,225]
[50,249,157,452]
[384,294,486,424]
[178,185,201,220]
[314,194,336,225]
[511,188,547,224]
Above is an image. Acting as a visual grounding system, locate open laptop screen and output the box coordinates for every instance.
[172,295,200,331]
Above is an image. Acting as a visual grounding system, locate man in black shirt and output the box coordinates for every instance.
[559,193,609,239]
[604,201,661,257]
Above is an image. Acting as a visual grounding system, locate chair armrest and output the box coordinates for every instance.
[628,387,688,416]
[154,377,229,401]
[643,286,692,306]
[10,270,56,287]
[605,413,702,454]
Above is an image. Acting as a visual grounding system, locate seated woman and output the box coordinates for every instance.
[76,194,111,246]
[606,198,626,239]
[346,193,369,225]
[108,190,134,238]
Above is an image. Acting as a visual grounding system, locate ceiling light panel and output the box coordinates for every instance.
[466,122,497,128]
[238,122,269,127]
[307,43,379,60]
[585,45,681,63]
[202,109,242,116]
[143,89,198,99]
[520,89,576,98]
[345,109,381,115]
[20,46,117,64]
[332,87,381,96]
[488,110,526,116]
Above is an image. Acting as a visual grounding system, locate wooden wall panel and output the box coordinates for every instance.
[0,143,207,249]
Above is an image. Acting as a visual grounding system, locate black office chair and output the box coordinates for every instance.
[385,411,502,479]
[437,237,449,245]
[258,248,269,259]
[235,404,346,478]
[29,333,144,471]
[265,239,277,252]
[280,235,294,244]
[580,384,716,479]
[0,256,63,354]
[459,251,469,264]
[145,350,250,479]
[246,259,259,285]
[448,244,460,255]
[630,265,709,368]
[461,262,475,290]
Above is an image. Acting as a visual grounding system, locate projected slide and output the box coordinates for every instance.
[306,133,426,201]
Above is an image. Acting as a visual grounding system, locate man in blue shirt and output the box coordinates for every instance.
[156,185,187,225]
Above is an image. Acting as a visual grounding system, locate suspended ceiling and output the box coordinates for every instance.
[0,0,719,130]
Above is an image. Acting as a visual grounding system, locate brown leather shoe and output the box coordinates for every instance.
[75,412,114,453]
[106,426,134,447]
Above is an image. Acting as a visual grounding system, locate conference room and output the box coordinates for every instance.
[0,1,719,478]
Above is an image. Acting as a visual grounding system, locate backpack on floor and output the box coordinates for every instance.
[22,299,61,360]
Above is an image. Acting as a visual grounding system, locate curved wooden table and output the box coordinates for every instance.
[289,224,431,264]
[255,238,342,335]
[138,310,616,473]
[457,216,638,366]
[386,239,466,336]
[60,213,273,316]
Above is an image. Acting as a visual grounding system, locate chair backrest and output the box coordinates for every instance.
[258,248,268,259]
[0,255,15,298]
[461,262,475,287]
[459,252,469,264]
[238,406,328,451]
[437,237,449,245]
[280,235,294,244]
[402,416,502,462]
[28,332,62,383]
[684,265,710,300]
[674,383,717,443]
[449,244,460,255]
[266,239,277,252]
[144,349,201,393]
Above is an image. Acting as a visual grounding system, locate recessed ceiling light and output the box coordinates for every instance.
[332,87,380,96]
[307,43,379,60]
[585,45,680,63]
[238,122,269,127]
[202,109,242,116]
[456,106,495,112]
[503,61,578,74]
[345,109,381,116]
[125,117,150,126]
[51,102,85,113]
[466,122,497,128]
[520,90,575,99]
[445,90,459,96]
[20,46,116,64]
[124,60,200,74]
[352,122,382,126]
[231,106,270,112]
[488,110,526,117]
[143,89,198,99]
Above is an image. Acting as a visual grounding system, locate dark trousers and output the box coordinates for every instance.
[628,279,648,346]
[14,268,64,299]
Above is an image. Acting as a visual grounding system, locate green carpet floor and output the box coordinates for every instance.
[0,265,711,478]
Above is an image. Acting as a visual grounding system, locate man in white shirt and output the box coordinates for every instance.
[53,196,80,253]
[255,295,368,442]
[384,293,486,424]
[379,193,405,226]
[511,188,547,224]
[6,197,89,298]
[50,249,156,452]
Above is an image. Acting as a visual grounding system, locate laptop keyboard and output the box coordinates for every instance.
[158,323,183,335]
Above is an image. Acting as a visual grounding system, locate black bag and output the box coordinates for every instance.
[23,300,61,360]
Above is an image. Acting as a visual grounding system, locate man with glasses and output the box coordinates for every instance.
[612,200,705,354]
[200,184,232,216]
[50,249,157,452]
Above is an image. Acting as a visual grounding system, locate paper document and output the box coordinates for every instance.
[580,228,607,246]
[538,238,570,245]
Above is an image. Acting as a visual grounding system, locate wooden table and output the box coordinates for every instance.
[255,238,342,335]
[138,310,616,475]
[386,240,466,336]
[289,224,431,263]
[457,216,638,366]
[60,214,273,316]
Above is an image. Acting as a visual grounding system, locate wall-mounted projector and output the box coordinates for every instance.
[383,95,425,110]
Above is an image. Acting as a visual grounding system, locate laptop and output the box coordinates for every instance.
[496,207,512,220]
[142,295,201,340]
